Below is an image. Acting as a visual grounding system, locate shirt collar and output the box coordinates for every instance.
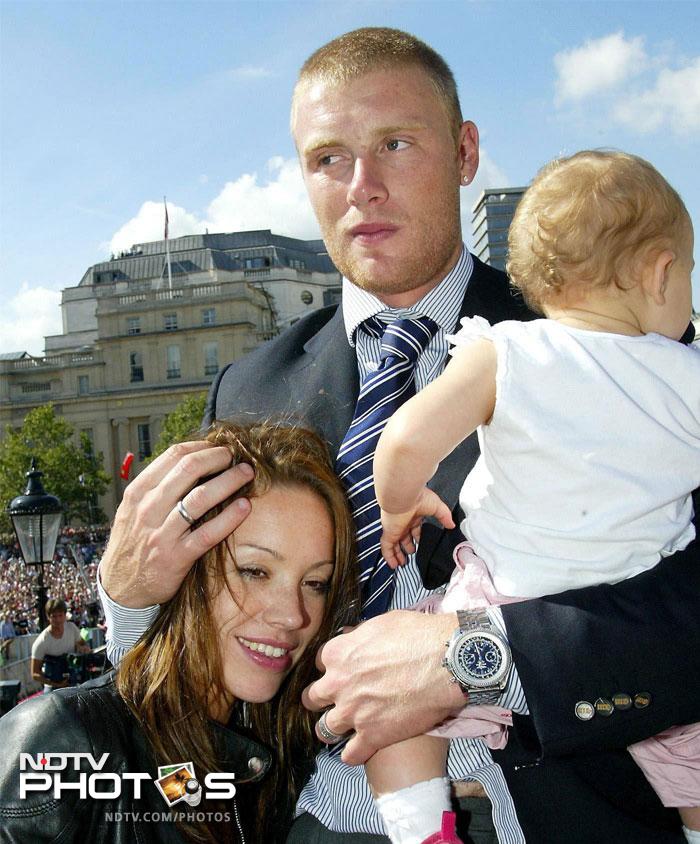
[342,246,474,347]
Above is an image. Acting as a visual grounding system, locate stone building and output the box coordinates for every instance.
[0,230,340,518]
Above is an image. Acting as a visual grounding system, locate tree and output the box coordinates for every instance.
[149,393,208,462]
[0,404,110,532]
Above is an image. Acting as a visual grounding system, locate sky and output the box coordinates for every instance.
[1,0,698,355]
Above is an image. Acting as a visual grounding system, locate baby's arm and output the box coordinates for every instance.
[375,338,498,565]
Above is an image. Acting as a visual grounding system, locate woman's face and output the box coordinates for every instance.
[211,483,335,709]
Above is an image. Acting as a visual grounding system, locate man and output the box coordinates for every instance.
[31,598,90,692]
[0,614,16,662]
[100,28,697,843]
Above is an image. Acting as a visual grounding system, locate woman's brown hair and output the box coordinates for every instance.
[117,420,358,842]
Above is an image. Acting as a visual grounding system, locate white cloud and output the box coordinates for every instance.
[554,32,646,104]
[204,157,320,239]
[106,157,320,256]
[460,148,509,248]
[0,283,62,355]
[108,201,202,255]
[613,57,700,135]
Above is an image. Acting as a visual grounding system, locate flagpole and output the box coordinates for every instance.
[164,196,173,295]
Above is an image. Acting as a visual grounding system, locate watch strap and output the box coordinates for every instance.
[456,609,491,632]
[465,687,501,705]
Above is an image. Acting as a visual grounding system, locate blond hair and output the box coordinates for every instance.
[291,27,463,139]
[117,420,358,842]
[507,150,689,311]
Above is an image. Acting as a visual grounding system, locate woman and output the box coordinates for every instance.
[0,421,358,843]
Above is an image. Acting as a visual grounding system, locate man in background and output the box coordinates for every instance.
[31,598,90,692]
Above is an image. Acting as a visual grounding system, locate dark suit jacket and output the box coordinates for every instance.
[206,257,690,841]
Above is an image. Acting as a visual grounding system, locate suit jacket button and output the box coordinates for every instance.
[612,692,632,711]
[595,697,614,717]
[634,692,652,709]
[575,701,595,720]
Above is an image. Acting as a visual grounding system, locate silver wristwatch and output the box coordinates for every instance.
[442,610,512,705]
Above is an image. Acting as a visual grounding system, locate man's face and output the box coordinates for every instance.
[48,610,66,632]
[293,66,479,307]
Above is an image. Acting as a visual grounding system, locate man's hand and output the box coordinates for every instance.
[380,488,455,568]
[303,610,465,765]
[100,441,254,607]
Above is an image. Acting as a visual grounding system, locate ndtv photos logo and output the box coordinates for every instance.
[19,754,236,806]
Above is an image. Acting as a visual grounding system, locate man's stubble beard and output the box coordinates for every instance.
[322,197,464,299]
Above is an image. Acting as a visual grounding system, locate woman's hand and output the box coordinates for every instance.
[380,487,455,568]
[100,441,254,607]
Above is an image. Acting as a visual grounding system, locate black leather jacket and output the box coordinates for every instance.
[0,673,273,843]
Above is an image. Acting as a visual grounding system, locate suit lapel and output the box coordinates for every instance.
[287,305,358,459]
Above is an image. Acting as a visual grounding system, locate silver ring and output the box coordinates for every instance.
[176,499,196,526]
[317,710,346,745]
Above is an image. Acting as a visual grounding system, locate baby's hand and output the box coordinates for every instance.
[380,510,420,569]
[380,488,455,569]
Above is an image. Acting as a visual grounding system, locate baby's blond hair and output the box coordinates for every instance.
[507,150,689,311]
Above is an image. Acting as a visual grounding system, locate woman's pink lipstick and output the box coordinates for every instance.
[236,636,293,672]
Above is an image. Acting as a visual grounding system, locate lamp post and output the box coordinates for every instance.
[7,459,63,631]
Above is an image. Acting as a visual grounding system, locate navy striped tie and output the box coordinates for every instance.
[336,315,439,619]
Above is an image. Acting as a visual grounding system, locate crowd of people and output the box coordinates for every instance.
[0,527,108,636]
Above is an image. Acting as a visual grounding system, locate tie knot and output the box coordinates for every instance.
[365,315,439,364]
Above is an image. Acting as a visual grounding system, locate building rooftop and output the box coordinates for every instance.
[79,229,336,287]
[0,352,30,361]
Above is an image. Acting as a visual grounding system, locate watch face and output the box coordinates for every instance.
[450,631,511,688]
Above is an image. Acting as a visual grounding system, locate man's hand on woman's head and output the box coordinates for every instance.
[100,441,254,608]
[302,610,465,765]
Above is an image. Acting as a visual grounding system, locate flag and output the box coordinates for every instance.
[164,197,169,241]
[120,452,134,480]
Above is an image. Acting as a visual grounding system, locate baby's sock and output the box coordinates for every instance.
[683,827,700,844]
[375,777,451,844]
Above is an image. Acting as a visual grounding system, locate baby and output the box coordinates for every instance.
[369,150,699,844]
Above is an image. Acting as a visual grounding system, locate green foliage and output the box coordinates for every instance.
[0,404,110,532]
[149,393,208,462]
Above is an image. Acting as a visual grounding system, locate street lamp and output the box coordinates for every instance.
[7,459,63,631]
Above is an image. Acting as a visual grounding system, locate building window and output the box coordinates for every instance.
[21,382,51,393]
[202,307,216,326]
[300,290,313,305]
[204,342,218,376]
[130,351,144,382]
[166,345,181,379]
[78,375,89,395]
[137,423,152,460]
[127,317,141,335]
[164,313,178,331]
[244,256,270,269]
